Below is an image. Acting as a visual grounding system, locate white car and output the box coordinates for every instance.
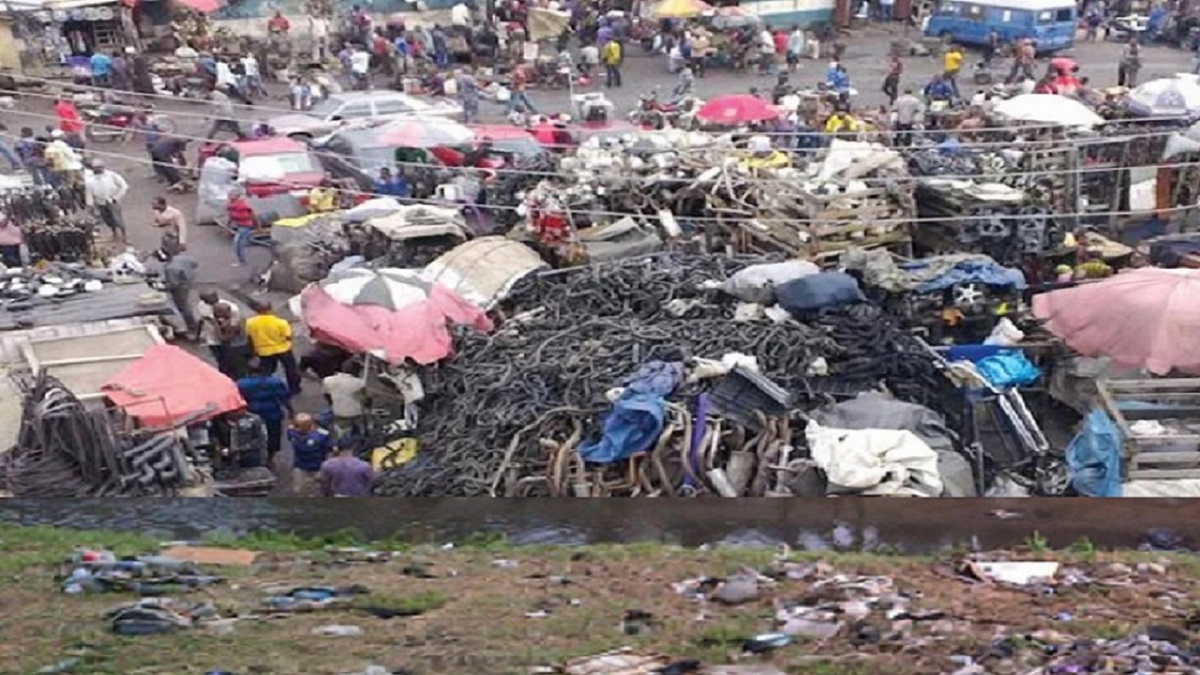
[269,91,464,141]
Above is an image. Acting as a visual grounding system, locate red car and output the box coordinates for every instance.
[198,137,325,199]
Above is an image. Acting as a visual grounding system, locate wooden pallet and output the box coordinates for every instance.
[1097,378,1200,481]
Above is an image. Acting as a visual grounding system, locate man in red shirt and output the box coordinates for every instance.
[227,188,256,267]
[53,98,84,146]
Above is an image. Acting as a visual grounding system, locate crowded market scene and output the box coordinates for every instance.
[0,0,1197,500]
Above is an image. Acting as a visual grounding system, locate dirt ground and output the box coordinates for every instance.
[2,525,1199,675]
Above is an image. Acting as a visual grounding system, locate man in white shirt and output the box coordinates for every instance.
[83,159,129,240]
[450,3,470,26]
[759,28,775,75]
[309,15,329,61]
[349,45,371,90]
[322,372,366,436]
[241,53,268,98]
[579,43,599,77]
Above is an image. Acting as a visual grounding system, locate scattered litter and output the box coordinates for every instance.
[741,632,791,654]
[526,610,550,619]
[710,575,762,605]
[263,586,368,612]
[312,624,364,637]
[493,559,520,569]
[36,658,81,674]
[962,561,1060,585]
[557,647,670,675]
[620,609,656,635]
[699,667,787,675]
[106,598,215,636]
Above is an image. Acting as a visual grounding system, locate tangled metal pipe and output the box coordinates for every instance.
[1,374,201,497]
[375,254,958,497]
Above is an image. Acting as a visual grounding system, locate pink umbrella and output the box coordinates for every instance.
[300,268,493,365]
[1032,268,1200,375]
[696,94,780,125]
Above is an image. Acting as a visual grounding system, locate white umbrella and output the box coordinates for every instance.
[993,94,1104,129]
[1126,75,1200,118]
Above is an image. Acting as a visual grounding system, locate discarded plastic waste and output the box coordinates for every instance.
[742,633,791,654]
[965,561,1060,585]
[312,624,364,637]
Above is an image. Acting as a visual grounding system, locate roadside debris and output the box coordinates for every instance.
[106,598,217,636]
[960,560,1060,585]
[312,624,364,637]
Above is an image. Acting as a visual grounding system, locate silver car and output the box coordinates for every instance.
[268,91,464,141]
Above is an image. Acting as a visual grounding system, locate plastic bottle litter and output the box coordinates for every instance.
[312,625,364,637]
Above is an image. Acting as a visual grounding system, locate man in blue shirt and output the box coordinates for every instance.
[287,413,333,495]
[374,167,410,199]
[91,51,112,87]
[236,359,293,469]
[924,73,954,102]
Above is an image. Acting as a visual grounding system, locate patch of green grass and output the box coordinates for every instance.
[1069,537,1097,556]
[353,590,449,615]
[1025,531,1050,553]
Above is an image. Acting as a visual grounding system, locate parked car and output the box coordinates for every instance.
[197,137,326,199]
[268,91,464,141]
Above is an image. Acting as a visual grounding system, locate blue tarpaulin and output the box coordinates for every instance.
[908,260,1027,293]
[775,272,864,314]
[975,351,1041,389]
[577,361,683,464]
[1065,410,1123,497]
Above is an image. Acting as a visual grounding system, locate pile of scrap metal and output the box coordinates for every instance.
[911,179,1061,265]
[0,374,208,497]
[702,140,915,261]
[376,254,972,498]
[509,135,914,265]
[266,201,474,293]
[842,247,1028,344]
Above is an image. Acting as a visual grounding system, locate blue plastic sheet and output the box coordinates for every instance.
[909,260,1027,293]
[775,272,864,314]
[577,392,667,464]
[975,351,1041,389]
[578,361,682,464]
[1065,410,1123,497]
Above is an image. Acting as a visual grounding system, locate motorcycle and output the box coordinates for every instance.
[82,104,177,143]
[628,90,700,129]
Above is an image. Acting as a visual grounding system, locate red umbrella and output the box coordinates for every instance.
[696,94,780,125]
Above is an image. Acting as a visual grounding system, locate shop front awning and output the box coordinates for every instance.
[42,0,120,9]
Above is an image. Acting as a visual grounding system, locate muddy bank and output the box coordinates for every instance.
[4,525,1200,675]
[0,498,1194,552]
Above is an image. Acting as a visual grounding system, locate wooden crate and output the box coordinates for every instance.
[1097,378,1200,480]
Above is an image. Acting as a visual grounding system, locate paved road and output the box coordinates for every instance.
[2,26,1193,491]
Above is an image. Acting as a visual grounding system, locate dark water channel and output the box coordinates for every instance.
[2,499,1197,552]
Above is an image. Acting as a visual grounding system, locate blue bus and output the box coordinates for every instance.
[924,0,1077,53]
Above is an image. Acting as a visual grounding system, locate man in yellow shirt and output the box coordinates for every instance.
[824,107,860,135]
[245,300,302,394]
[308,178,338,213]
[601,37,622,89]
[943,44,963,99]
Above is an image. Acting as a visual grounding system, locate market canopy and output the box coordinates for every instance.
[173,0,222,13]
[1032,268,1200,375]
[1126,75,1200,118]
[299,268,494,365]
[696,94,780,125]
[992,94,1103,129]
[652,0,711,18]
[376,118,475,148]
[102,345,245,427]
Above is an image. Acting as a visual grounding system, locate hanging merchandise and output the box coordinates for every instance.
[0,183,97,263]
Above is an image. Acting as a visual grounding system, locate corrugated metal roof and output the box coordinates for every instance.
[423,237,547,311]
